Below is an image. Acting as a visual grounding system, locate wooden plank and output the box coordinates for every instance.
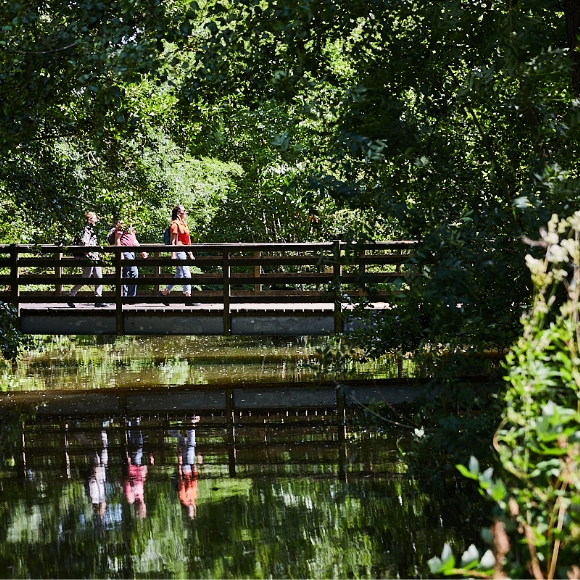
[10,271,406,287]
[9,244,19,318]
[0,240,418,253]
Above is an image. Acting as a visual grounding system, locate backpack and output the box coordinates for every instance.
[107,227,117,246]
[163,227,171,245]
[71,231,85,258]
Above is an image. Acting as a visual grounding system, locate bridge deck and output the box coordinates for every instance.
[1,241,409,335]
[19,301,389,335]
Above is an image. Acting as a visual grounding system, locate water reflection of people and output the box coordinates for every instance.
[88,427,109,519]
[171,417,203,519]
[124,419,151,519]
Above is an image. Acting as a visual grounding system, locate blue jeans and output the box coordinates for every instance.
[122,252,138,297]
[164,251,191,294]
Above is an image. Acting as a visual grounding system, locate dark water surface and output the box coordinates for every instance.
[0,337,484,579]
[0,335,413,392]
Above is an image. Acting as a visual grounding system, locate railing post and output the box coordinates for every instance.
[9,244,20,317]
[333,240,343,333]
[114,249,124,336]
[254,250,262,294]
[223,250,231,336]
[153,251,160,295]
[358,247,366,297]
[56,250,63,296]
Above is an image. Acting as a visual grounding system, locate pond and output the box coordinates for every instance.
[0,335,419,393]
[0,336,486,579]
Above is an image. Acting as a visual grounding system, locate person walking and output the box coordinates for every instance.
[159,204,199,304]
[114,221,148,298]
[67,211,108,308]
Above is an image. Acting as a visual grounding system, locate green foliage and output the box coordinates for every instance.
[180,0,580,342]
[431,214,580,579]
[397,380,504,495]
[0,402,38,467]
[0,0,187,154]
[0,303,32,362]
[428,539,495,578]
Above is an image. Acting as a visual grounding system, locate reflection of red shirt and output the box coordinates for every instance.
[169,219,191,245]
[178,470,198,509]
[124,464,146,503]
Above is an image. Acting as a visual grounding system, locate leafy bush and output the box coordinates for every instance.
[430,213,580,579]
[0,302,32,361]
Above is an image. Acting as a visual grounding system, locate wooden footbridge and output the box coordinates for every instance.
[0,241,415,336]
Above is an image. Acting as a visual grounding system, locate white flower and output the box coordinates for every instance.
[547,244,568,263]
[569,211,580,231]
[525,254,545,275]
[560,238,579,261]
[543,232,559,245]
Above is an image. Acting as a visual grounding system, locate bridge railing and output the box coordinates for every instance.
[0,241,416,331]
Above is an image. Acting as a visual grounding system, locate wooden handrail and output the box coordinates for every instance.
[0,242,417,334]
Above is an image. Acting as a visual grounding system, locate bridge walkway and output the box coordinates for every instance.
[0,240,415,335]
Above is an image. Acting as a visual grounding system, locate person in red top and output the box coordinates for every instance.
[114,221,148,298]
[159,205,199,304]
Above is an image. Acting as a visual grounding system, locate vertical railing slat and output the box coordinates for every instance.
[223,250,231,335]
[10,244,20,318]
[114,249,124,335]
[358,247,366,297]
[56,250,63,296]
[254,250,261,294]
[333,240,343,333]
[153,251,160,295]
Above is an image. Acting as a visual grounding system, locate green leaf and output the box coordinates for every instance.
[456,463,478,480]
[439,543,456,571]
[489,480,507,503]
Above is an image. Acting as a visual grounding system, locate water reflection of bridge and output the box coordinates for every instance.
[4,378,497,480]
[3,380,431,418]
[5,382,422,480]
[16,416,371,481]
[0,241,416,335]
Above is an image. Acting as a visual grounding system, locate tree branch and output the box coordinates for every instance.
[6,41,78,55]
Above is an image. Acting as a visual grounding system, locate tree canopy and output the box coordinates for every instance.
[4,3,580,572]
[2,0,580,347]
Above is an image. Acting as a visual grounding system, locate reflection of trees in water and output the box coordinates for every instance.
[0,403,38,474]
[6,335,395,391]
